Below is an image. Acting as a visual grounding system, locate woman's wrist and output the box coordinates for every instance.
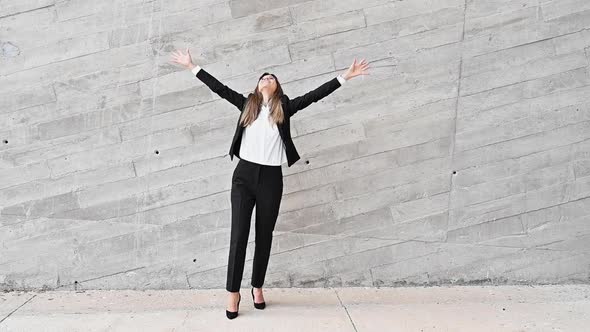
[187,63,196,70]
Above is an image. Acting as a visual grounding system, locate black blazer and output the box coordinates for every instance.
[194,68,342,167]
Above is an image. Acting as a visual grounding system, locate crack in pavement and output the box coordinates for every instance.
[0,293,37,324]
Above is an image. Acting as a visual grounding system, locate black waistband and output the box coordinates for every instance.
[238,157,282,168]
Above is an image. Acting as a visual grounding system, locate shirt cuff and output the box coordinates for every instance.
[337,74,347,85]
[191,65,202,75]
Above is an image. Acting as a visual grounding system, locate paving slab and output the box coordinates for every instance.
[0,285,588,331]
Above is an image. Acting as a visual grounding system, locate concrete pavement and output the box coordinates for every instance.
[1,284,589,331]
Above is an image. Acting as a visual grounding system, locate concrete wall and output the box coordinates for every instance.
[1,0,589,291]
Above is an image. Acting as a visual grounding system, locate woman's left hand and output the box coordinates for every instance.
[343,58,370,80]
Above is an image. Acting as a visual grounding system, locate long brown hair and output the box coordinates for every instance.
[239,72,285,127]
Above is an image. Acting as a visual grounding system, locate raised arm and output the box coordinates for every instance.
[192,66,246,111]
[288,58,370,117]
[288,75,347,117]
[171,48,246,111]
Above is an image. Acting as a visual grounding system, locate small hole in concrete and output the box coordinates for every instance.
[154,150,159,155]
[452,170,457,175]
[305,160,310,164]
[3,139,7,144]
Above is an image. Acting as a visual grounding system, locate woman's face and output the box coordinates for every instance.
[258,74,277,94]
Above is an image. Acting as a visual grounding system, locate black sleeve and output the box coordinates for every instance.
[195,68,246,111]
[288,77,342,117]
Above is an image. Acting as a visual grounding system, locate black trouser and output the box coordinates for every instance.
[226,157,283,292]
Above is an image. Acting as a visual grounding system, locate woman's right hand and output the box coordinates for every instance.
[171,48,196,70]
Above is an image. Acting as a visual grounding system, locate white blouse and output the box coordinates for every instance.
[191,65,347,166]
[239,103,288,165]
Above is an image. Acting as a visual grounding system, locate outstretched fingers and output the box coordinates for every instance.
[361,67,370,75]
[170,50,182,61]
[359,59,370,72]
[170,48,193,67]
[170,53,183,65]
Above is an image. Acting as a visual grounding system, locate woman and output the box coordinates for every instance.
[170,48,369,319]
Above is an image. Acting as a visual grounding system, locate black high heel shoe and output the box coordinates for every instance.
[251,287,266,309]
[226,293,241,319]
